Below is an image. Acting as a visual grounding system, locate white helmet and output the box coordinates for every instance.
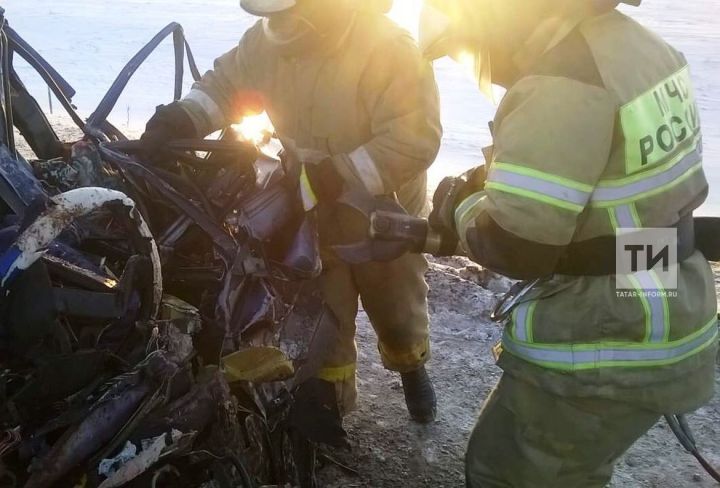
[240,0,362,48]
[240,0,318,47]
[240,0,297,16]
[240,0,394,17]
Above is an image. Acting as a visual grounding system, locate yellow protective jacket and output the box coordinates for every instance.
[177,10,441,198]
[456,11,717,412]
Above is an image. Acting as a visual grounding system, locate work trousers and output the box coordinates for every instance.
[465,374,661,487]
[316,173,431,414]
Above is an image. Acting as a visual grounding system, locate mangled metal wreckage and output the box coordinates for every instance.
[0,11,346,488]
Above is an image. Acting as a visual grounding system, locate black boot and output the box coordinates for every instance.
[400,366,436,423]
[289,378,349,448]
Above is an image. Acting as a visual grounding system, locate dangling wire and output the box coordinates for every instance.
[665,414,720,484]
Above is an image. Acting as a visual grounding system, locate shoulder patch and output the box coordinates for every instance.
[619,64,700,174]
[528,29,605,88]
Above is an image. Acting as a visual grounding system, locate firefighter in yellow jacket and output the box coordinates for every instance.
[140,0,442,426]
[420,0,717,486]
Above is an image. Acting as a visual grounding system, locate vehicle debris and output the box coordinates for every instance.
[0,8,340,487]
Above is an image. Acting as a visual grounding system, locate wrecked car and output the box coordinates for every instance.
[0,10,345,487]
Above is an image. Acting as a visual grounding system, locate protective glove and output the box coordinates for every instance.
[139,102,197,166]
[300,158,345,210]
[428,165,486,256]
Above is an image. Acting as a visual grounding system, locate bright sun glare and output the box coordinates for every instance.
[388,0,421,36]
[456,51,477,76]
[232,112,275,145]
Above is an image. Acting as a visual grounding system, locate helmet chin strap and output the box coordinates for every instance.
[262,13,319,46]
[263,9,357,56]
[477,48,494,103]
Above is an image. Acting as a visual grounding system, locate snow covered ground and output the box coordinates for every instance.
[4,0,719,214]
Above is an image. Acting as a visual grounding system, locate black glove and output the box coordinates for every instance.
[139,102,197,166]
[428,165,486,256]
[303,158,346,205]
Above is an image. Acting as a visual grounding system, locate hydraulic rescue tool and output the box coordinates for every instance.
[334,190,720,484]
[334,190,720,264]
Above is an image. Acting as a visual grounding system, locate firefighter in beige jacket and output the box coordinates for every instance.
[140,0,442,425]
[420,0,717,486]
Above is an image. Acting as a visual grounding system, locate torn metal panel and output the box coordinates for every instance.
[0,144,45,215]
[0,187,162,317]
[43,253,119,290]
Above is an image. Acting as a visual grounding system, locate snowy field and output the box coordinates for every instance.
[3,0,719,215]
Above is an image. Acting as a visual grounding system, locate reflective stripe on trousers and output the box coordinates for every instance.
[299,164,319,211]
[316,363,356,383]
[504,198,711,371]
[509,274,670,349]
[502,316,718,371]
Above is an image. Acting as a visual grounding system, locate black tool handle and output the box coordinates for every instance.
[370,210,430,253]
[370,210,466,256]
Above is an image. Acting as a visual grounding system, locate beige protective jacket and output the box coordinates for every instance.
[455,11,717,413]
[178,10,442,197]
